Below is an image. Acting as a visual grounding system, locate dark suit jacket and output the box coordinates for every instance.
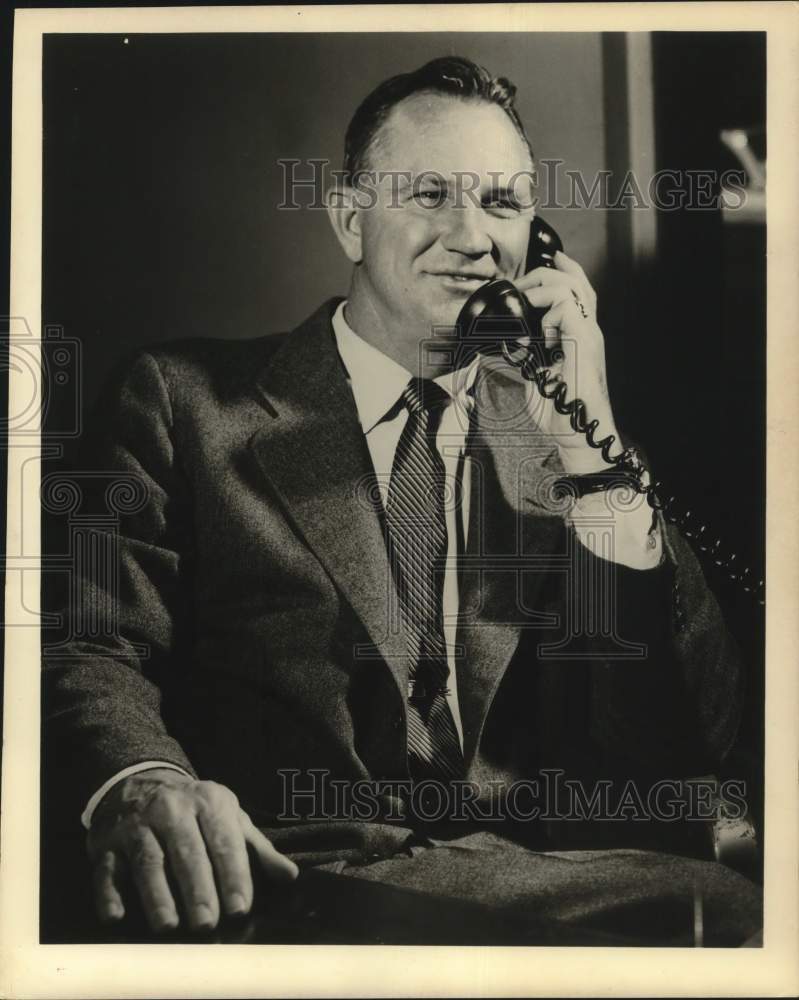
[43,299,743,857]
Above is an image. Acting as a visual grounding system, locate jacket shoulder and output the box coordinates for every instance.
[137,297,341,403]
[95,332,294,421]
[145,333,288,389]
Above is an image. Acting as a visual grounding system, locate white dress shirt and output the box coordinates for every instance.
[81,300,661,827]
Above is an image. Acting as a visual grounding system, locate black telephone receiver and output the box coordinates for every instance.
[455,217,764,606]
[456,215,563,368]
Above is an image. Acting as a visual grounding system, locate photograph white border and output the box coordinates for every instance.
[3,4,798,997]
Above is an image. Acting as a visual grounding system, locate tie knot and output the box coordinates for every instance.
[402,377,450,416]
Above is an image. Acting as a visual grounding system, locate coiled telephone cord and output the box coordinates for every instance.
[505,344,765,606]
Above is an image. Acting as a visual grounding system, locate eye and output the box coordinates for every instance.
[412,188,446,208]
[483,197,523,219]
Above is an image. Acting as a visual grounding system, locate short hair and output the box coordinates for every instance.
[342,56,534,182]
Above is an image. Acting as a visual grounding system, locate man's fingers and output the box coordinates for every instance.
[520,256,596,314]
[88,777,291,934]
[124,827,180,933]
[91,849,126,924]
[523,285,576,313]
[197,800,254,917]
[553,251,598,308]
[159,812,220,931]
[553,249,587,278]
[240,811,299,882]
[517,266,574,291]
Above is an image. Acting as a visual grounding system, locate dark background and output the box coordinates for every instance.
[41,31,766,787]
[42,32,612,372]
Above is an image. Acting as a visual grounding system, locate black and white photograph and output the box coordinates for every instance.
[2,3,798,997]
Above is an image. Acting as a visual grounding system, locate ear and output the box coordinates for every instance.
[326,185,363,264]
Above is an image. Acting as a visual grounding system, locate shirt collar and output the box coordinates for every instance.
[332,300,479,434]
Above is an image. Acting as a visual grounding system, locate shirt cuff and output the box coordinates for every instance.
[568,490,662,570]
[81,761,193,829]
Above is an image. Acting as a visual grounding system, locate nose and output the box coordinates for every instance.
[440,204,494,258]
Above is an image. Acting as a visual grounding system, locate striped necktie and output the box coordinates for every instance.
[385,377,465,782]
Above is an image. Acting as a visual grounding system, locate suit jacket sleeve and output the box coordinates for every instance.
[572,513,745,780]
[44,351,199,817]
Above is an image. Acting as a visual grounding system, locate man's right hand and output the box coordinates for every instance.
[87,768,299,933]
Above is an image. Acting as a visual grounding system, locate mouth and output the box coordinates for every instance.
[428,272,495,293]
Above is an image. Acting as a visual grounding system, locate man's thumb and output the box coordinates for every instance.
[240,811,299,881]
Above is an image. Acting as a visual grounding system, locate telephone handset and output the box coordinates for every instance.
[456,215,564,370]
[455,216,764,606]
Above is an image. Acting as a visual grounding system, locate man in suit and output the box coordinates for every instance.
[44,56,760,944]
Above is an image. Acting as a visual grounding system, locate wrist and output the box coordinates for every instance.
[556,443,615,475]
[95,767,194,822]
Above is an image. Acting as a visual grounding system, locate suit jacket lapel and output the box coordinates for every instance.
[457,361,567,766]
[248,307,568,768]
[248,301,410,697]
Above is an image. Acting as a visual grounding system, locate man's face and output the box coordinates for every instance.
[346,93,536,368]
